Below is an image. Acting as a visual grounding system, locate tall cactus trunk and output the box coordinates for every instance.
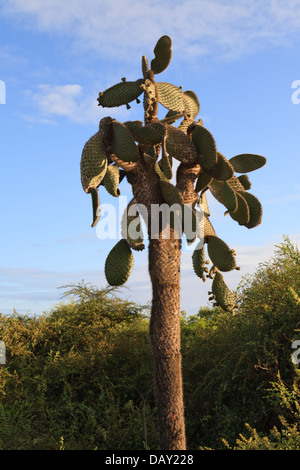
[148,236,186,450]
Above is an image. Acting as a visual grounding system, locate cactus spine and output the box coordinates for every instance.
[80,35,266,450]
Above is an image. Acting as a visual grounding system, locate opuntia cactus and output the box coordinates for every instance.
[80,35,266,450]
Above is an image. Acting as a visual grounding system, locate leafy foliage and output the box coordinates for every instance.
[0,238,300,449]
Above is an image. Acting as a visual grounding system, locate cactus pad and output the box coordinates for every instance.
[151,35,172,74]
[191,124,218,170]
[209,152,234,181]
[102,164,120,197]
[237,174,251,190]
[159,180,183,205]
[192,242,208,281]
[111,121,139,162]
[90,187,101,228]
[206,235,237,272]
[166,125,198,164]
[229,192,250,225]
[98,79,144,108]
[80,132,108,193]
[121,200,145,251]
[156,82,185,113]
[229,153,266,173]
[238,191,262,228]
[182,90,200,119]
[124,120,165,146]
[212,271,237,313]
[209,180,238,213]
[105,239,134,286]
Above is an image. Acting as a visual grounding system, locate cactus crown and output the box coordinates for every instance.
[80,35,267,313]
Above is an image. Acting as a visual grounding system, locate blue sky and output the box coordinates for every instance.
[0,0,300,315]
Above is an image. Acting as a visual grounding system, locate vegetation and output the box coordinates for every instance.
[0,237,300,450]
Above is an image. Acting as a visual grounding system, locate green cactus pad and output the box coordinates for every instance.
[198,192,210,216]
[229,153,266,173]
[111,121,139,162]
[151,35,172,74]
[166,125,198,164]
[121,200,144,251]
[90,187,101,228]
[154,162,169,181]
[204,215,216,237]
[192,242,207,280]
[80,132,108,192]
[238,191,262,228]
[181,205,198,243]
[237,174,251,190]
[98,79,144,108]
[195,171,212,192]
[212,271,237,313]
[105,239,134,286]
[182,90,200,119]
[227,175,245,192]
[206,235,237,272]
[156,82,185,113]
[142,55,149,78]
[159,180,183,205]
[209,180,238,213]
[178,117,194,135]
[124,120,165,146]
[191,124,218,170]
[159,137,172,179]
[102,164,120,197]
[209,152,234,181]
[229,192,250,225]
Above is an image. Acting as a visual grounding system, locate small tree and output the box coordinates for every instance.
[80,36,266,450]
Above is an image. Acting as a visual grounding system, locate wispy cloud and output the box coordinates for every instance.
[2,0,300,62]
[24,82,135,124]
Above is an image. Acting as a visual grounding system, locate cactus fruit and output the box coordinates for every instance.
[104,239,134,286]
[97,79,144,108]
[212,271,237,313]
[151,35,172,74]
[229,153,266,173]
[206,235,237,272]
[80,132,108,193]
[191,123,218,170]
[111,121,139,163]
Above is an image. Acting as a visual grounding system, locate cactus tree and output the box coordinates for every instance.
[80,35,266,450]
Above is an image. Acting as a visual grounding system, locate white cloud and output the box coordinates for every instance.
[2,0,300,62]
[25,82,135,124]
[26,83,99,123]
